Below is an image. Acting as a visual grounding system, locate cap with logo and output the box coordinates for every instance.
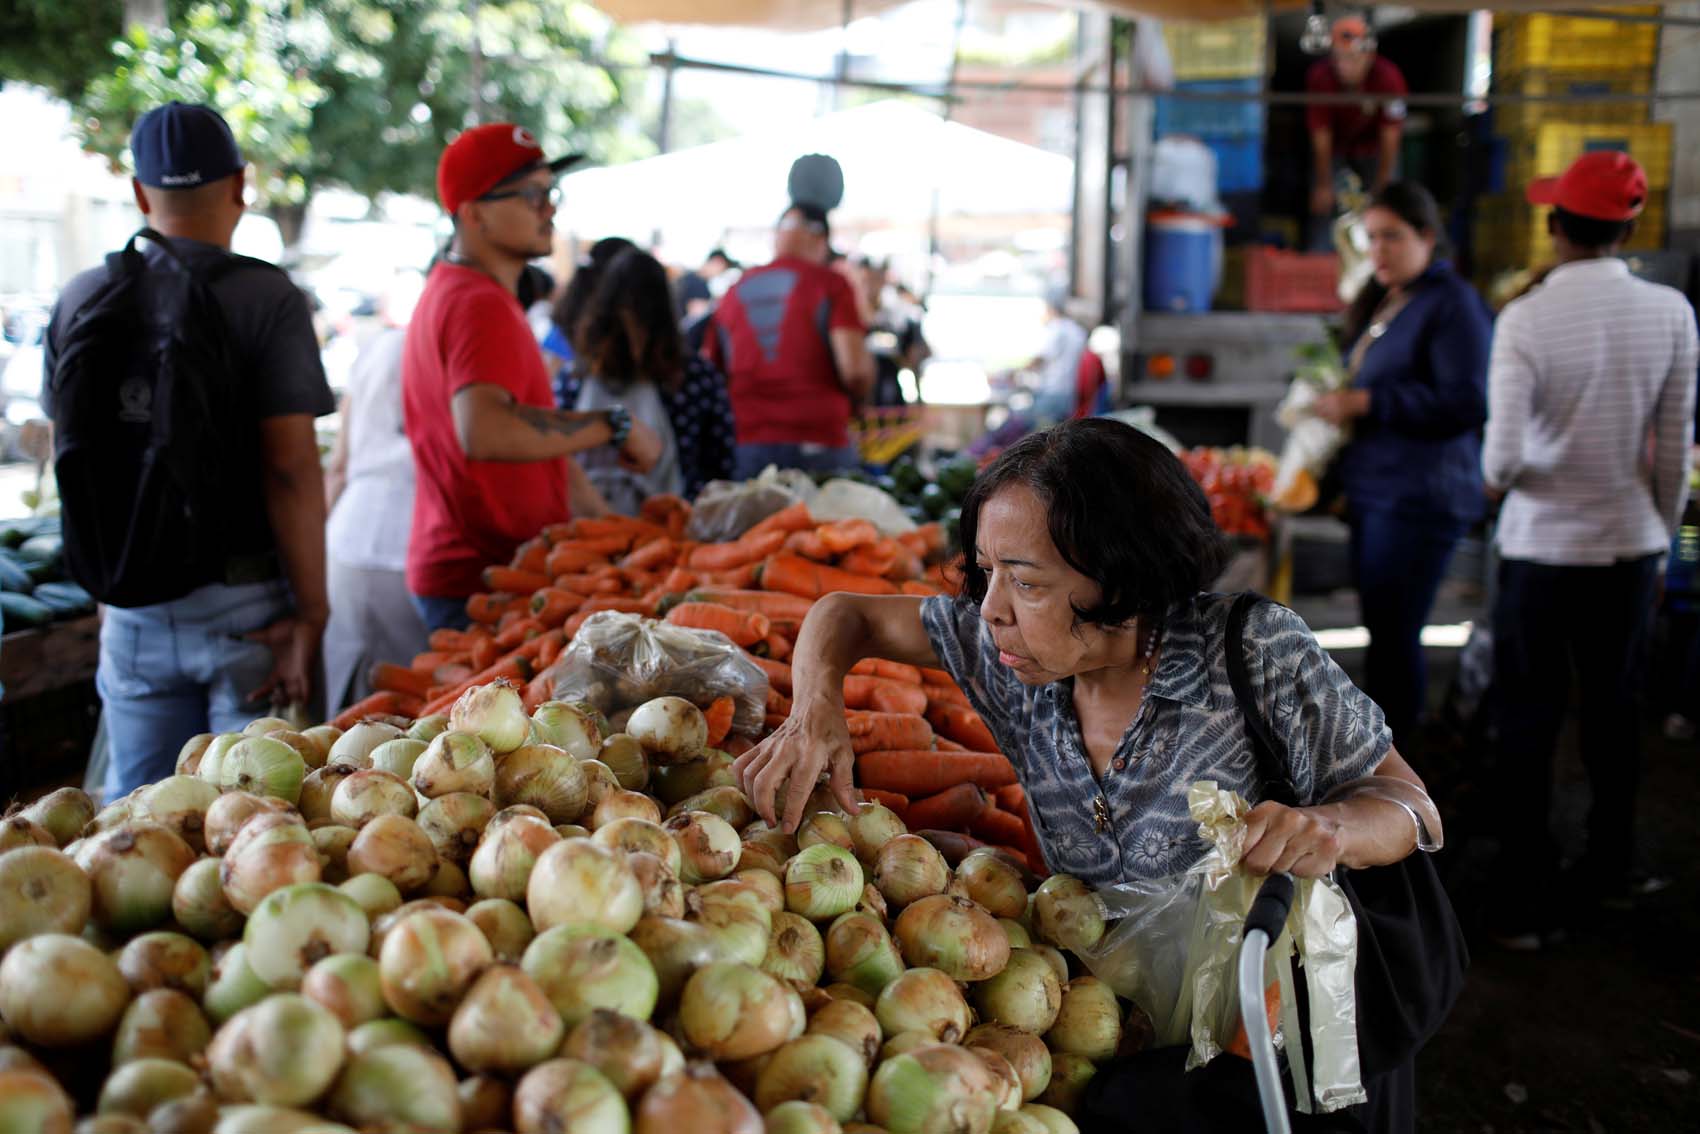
[1332,16,1373,48]
[130,102,245,189]
[1525,150,1648,222]
[437,123,583,215]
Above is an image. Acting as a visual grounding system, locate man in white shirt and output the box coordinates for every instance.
[1029,290,1088,423]
[1482,151,1699,943]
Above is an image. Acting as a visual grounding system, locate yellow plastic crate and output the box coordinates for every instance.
[1495,9,1661,74]
[1493,68,1652,135]
[1476,190,1667,273]
[1163,17,1267,81]
[1507,120,1673,192]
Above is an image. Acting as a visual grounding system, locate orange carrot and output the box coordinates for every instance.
[884,546,926,582]
[563,611,593,640]
[703,696,735,747]
[896,530,931,559]
[582,595,654,615]
[785,529,834,561]
[665,602,771,647]
[538,632,566,669]
[747,501,815,537]
[994,784,1026,813]
[547,544,610,577]
[688,528,787,571]
[900,581,943,597]
[685,589,815,622]
[699,563,764,589]
[556,572,626,596]
[844,711,934,754]
[469,637,501,674]
[843,675,929,717]
[510,538,549,575]
[926,562,964,597]
[746,655,793,696]
[856,750,1017,795]
[905,783,989,830]
[529,587,585,628]
[495,617,544,651]
[850,658,923,685]
[818,518,879,554]
[432,663,474,688]
[724,734,756,758]
[659,567,698,594]
[515,629,563,662]
[429,627,491,653]
[521,670,554,714]
[570,515,669,544]
[759,554,898,599]
[927,703,998,752]
[370,662,435,700]
[482,566,551,595]
[765,687,793,715]
[331,691,423,732]
[840,540,899,578]
[1227,982,1283,1061]
[465,592,517,626]
[762,631,792,662]
[919,667,955,686]
[640,494,689,524]
[621,537,677,572]
[409,651,464,674]
[922,682,970,709]
[934,736,967,752]
[857,788,910,818]
[912,523,948,558]
[969,805,1028,847]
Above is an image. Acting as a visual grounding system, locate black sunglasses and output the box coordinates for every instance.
[481,184,560,210]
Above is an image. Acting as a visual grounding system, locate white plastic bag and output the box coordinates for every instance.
[807,479,916,536]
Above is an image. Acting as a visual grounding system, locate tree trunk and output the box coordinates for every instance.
[266,200,310,256]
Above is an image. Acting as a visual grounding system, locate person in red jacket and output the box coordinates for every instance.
[1306,15,1408,248]
[402,123,661,632]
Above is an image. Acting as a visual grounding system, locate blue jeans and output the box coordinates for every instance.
[97,579,293,799]
[733,443,860,481]
[411,593,473,634]
[1348,509,1465,743]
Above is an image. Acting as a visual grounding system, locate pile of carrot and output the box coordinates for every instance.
[341,493,1042,872]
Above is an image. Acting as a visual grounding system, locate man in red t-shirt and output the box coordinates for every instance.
[403,123,662,630]
[1306,15,1408,242]
[708,202,875,479]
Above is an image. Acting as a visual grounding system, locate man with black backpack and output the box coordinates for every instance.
[43,102,335,798]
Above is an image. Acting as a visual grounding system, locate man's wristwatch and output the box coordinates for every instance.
[604,404,632,449]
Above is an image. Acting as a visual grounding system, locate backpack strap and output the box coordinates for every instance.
[1224,592,1300,808]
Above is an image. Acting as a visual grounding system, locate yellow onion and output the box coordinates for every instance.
[368,897,468,956]
[513,1058,629,1134]
[405,714,449,744]
[823,982,878,1009]
[873,836,949,910]
[112,987,210,1065]
[742,820,799,857]
[206,993,345,1105]
[964,1024,1052,1102]
[194,733,244,784]
[968,1046,1024,1110]
[377,906,492,1025]
[330,770,416,827]
[96,1057,201,1118]
[1036,1053,1094,1116]
[579,759,624,813]
[216,737,307,804]
[466,896,537,961]
[345,815,436,894]
[755,1032,870,1121]
[637,1063,762,1134]
[243,882,371,990]
[495,743,590,823]
[680,962,805,1060]
[219,812,319,915]
[312,825,358,884]
[0,846,90,949]
[686,889,773,967]
[328,720,403,770]
[593,817,682,872]
[0,934,129,1046]
[412,729,496,799]
[666,810,742,884]
[867,1044,1001,1134]
[1031,877,1104,955]
[302,953,386,1029]
[597,733,649,790]
[720,871,785,915]
[628,915,719,1005]
[561,1007,668,1099]
[974,947,1063,1035]
[416,792,497,866]
[423,858,465,902]
[1029,944,1069,988]
[592,790,664,830]
[297,766,356,824]
[77,822,197,933]
[627,851,687,919]
[176,733,216,777]
[767,1100,842,1134]
[847,803,908,865]
[447,1075,508,1131]
[204,792,292,857]
[201,943,269,1026]
[266,728,327,772]
[448,963,564,1075]
[243,715,295,737]
[737,840,788,879]
[1120,1001,1156,1058]
[1019,1104,1078,1134]
[0,815,53,852]
[857,883,890,925]
[451,679,531,755]
[522,924,658,1028]
[326,1045,459,1131]
[491,802,552,829]
[338,872,403,920]
[18,789,90,850]
[528,838,644,934]
[762,911,827,985]
[117,931,209,997]
[1044,977,1120,1064]
[532,701,604,761]
[346,1017,431,1057]
[628,696,709,765]
[0,1069,73,1133]
[893,895,1010,982]
[807,997,882,1066]
[651,751,734,806]
[823,912,905,996]
[470,814,561,902]
[797,813,855,854]
[950,850,1029,920]
[367,738,427,780]
[875,968,972,1044]
[999,920,1031,949]
[298,722,341,760]
[669,786,756,831]
[786,844,864,922]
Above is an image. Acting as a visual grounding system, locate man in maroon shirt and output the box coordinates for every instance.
[1306,15,1408,245]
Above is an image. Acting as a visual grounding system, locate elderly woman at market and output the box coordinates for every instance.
[735,418,1440,1131]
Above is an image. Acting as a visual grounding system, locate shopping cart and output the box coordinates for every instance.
[1239,871,1298,1134]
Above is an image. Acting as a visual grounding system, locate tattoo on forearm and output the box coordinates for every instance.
[513,403,597,439]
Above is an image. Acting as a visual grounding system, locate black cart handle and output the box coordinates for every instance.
[1244,872,1296,941]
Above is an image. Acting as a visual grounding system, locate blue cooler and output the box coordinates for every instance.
[1144,212,1221,313]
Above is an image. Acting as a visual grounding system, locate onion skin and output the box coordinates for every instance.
[216,736,307,804]
[298,766,356,823]
[96,1057,201,1118]
[628,851,687,919]
[201,943,269,1026]
[847,803,908,866]
[459,1074,513,1132]
[378,907,493,1026]
[762,912,827,986]
[448,963,564,1075]
[469,814,561,903]
[0,1069,73,1134]
[0,934,130,1047]
[805,998,882,1066]
[949,851,1029,920]
[866,1044,1001,1134]
[312,825,359,885]
[627,696,709,765]
[301,953,387,1029]
[972,949,1063,1035]
[345,1017,432,1057]
[797,813,855,854]
[116,931,210,998]
[627,915,719,1006]
[367,737,428,780]
[466,897,537,961]
[1018,1104,1079,1134]
[328,720,404,769]
[242,882,371,990]
[450,680,531,756]
[892,894,1011,983]
[964,1024,1053,1102]
[651,752,734,807]
[766,1100,843,1134]
[416,792,497,866]
[597,733,649,790]
[532,702,605,762]
[785,844,865,922]
[405,715,449,744]
[337,873,403,920]
[495,743,590,823]
[326,1045,460,1131]
[874,968,972,1044]
[112,987,211,1065]
[521,925,660,1028]
[514,1058,630,1134]
[330,769,417,827]
[594,789,665,829]
[345,815,437,894]
[206,993,345,1106]
[1043,977,1121,1065]
[413,729,497,799]
[527,838,644,935]
[78,822,197,934]
[0,846,91,949]
[219,814,320,915]
[823,912,905,997]
[668,786,756,831]
[23,787,96,847]
[969,1047,1025,1111]
[560,1008,668,1099]
[1035,1053,1095,1116]
[754,1034,869,1121]
[666,810,742,884]
[872,836,950,910]
[1031,877,1105,955]
[680,961,805,1061]
[636,1063,763,1134]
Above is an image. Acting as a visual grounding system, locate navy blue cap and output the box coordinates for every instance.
[130,102,244,189]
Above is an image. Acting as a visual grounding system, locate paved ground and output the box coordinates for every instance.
[1293,586,1699,1133]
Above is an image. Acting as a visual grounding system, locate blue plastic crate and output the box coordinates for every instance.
[1205,135,1265,194]
[1155,78,1265,140]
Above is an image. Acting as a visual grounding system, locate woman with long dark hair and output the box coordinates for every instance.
[561,247,735,511]
[1308,182,1490,745]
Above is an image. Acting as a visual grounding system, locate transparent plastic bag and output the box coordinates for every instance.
[685,479,804,543]
[550,611,768,737]
[808,478,917,536]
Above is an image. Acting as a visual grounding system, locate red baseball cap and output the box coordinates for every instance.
[1525,150,1647,222]
[436,123,582,215]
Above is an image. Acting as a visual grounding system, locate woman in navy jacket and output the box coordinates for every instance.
[1311,182,1490,745]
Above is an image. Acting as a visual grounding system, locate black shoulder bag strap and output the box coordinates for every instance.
[1224,592,1468,1083]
